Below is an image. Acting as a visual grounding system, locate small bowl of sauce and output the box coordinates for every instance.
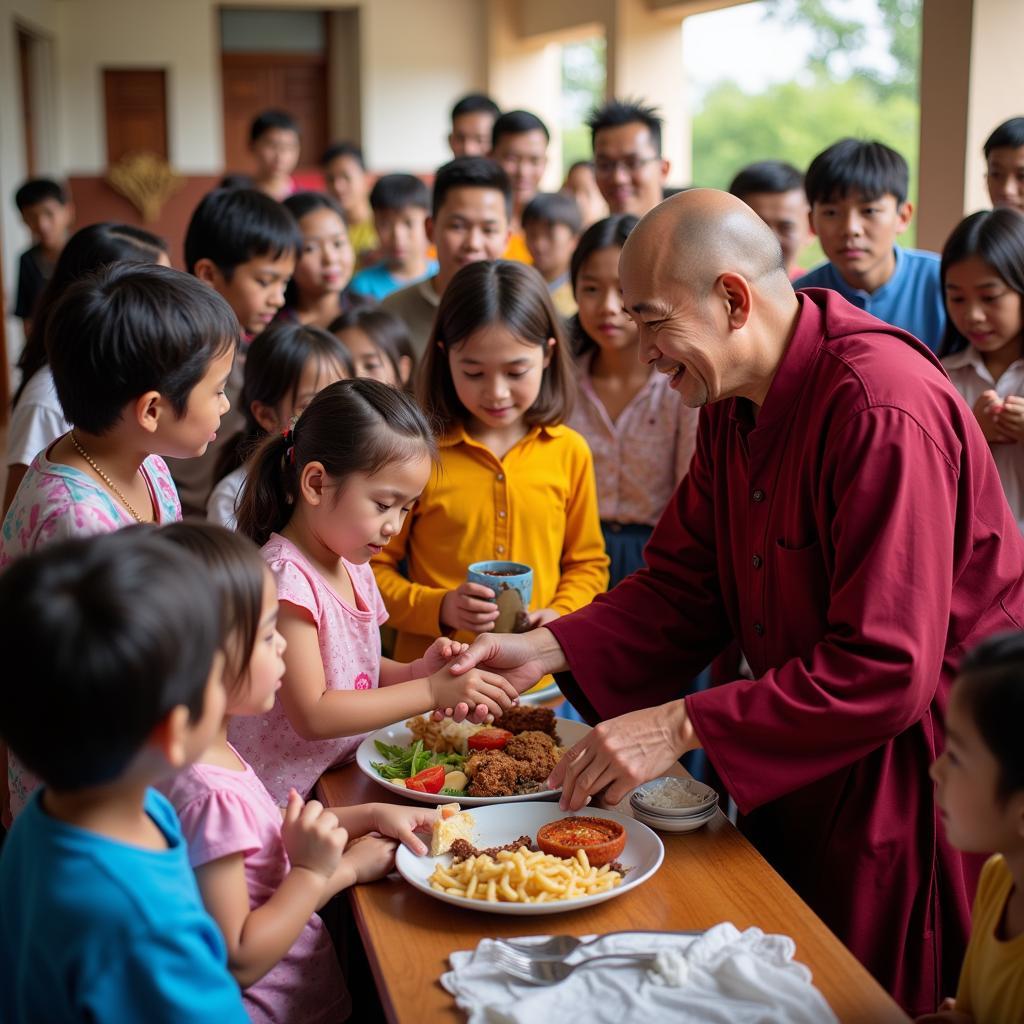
[536,815,626,866]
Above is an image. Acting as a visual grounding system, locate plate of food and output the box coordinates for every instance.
[355,706,590,805]
[396,802,664,915]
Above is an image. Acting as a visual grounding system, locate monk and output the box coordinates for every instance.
[448,189,1024,1015]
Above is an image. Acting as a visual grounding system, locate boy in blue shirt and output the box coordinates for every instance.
[794,138,945,351]
[0,531,247,1024]
[350,173,437,300]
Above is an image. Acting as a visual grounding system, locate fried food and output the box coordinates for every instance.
[498,705,559,739]
[405,715,486,754]
[466,750,521,797]
[504,731,559,782]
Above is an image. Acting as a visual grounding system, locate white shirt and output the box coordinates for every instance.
[6,368,69,467]
[207,465,246,530]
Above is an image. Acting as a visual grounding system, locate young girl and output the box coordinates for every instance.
[208,322,353,529]
[940,208,1024,531]
[230,378,517,804]
[280,192,366,329]
[330,306,415,389]
[371,259,608,668]
[922,632,1024,1024]
[158,522,437,1024]
[568,214,699,586]
[4,222,169,515]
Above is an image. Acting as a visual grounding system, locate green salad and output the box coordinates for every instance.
[370,739,467,794]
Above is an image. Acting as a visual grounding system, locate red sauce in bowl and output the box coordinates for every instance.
[536,816,626,867]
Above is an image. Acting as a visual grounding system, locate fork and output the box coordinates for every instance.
[499,929,700,959]
[489,945,657,986]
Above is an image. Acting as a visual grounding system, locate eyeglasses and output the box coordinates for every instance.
[594,155,660,177]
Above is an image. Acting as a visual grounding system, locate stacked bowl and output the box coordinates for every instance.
[629,776,719,833]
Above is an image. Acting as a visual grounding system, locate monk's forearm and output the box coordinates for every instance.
[531,627,570,679]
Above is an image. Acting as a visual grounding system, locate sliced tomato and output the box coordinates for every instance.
[467,728,514,751]
[405,764,446,793]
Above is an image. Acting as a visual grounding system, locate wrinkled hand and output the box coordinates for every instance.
[281,789,348,881]
[370,803,438,855]
[441,582,499,633]
[973,390,1013,443]
[915,997,972,1023]
[548,701,696,811]
[994,393,1024,442]
[428,663,519,720]
[413,637,470,679]
[525,608,560,629]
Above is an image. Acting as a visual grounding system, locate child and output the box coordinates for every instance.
[12,177,75,333]
[230,378,518,804]
[922,632,1024,1023]
[4,222,168,516]
[158,522,437,1023]
[729,160,811,280]
[249,109,301,201]
[567,215,698,586]
[523,192,582,317]
[281,191,363,328]
[0,531,248,1022]
[561,160,607,230]
[984,117,1024,213]
[794,138,946,351]
[490,110,549,263]
[382,156,512,358]
[939,208,1024,530]
[173,187,301,515]
[449,92,501,158]
[330,307,415,389]
[321,141,378,265]
[372,259,608,666]
[208,322,352,529]
[350,174,438,300]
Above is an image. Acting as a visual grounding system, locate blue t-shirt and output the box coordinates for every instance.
[794,246,945,352]
[350,258,439,301]
[0,788,247,1024]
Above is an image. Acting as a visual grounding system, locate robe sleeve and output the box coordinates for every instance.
[687,405,957,814]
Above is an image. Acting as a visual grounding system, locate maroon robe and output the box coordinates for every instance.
[550,289,1024,1016]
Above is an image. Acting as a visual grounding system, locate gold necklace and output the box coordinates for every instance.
[69,432,145,524]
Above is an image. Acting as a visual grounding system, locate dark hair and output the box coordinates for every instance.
[15,177,68,211]
[370,174,430,213]
[957,631,1024,800]
[14,222,167,406]
[522,192,583,235]
[184,188,301,276]
[0,530,220,791]
[418,260,574,433]
[217,321,353,480]
[451,93,501,123]
[281,191,349,309]
[492,110,550,148]
[237,378,437,547]
[159,523,267,694]
[586,99,663,155]
[804,138,909,206]
[250,108,300,143]
[321,140,365,169]
[939,208,1024,357]
[729,160,804,199]
[330,307,416,389]
[47,263,238,435]
[984,118,1024,158]
[432,157,513,219]
[219,173,254,190]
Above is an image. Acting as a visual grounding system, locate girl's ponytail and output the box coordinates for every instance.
[236,430,297,547]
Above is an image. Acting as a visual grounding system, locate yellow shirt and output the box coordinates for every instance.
[372,423,609,664]
[348,218,379,265]
[956,854,1024,1022]
[503,232,533,265]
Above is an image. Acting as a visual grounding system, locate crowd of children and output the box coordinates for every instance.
[2,91,1024,1024]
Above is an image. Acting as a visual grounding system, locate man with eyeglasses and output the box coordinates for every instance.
[587,99,670,218]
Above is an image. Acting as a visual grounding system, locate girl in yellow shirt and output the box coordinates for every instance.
[924,633,1024,1024]
[372,260,608,666]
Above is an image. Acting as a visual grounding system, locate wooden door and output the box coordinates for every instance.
[103,69,168,165]
[18,29,36,177]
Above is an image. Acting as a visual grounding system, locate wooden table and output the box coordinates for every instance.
[319,763,909,1024]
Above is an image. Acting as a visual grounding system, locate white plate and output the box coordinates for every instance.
[355,717,591,806]
[395,803,664,915]
[631,804,718,834]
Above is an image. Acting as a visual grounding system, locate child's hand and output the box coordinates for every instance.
[370,803,437,855]
[973,390,1014,443]
[441,583,499,633]
[994,393,1024,441]
[340,834,398,885]
[415,637,470,678]
[525,608,560,629]
[428,663,518,719]
[281,789,349,882]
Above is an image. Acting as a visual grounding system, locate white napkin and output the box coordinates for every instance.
[441,923,838,1024]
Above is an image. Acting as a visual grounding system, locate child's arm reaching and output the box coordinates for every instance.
[194,791,348,988]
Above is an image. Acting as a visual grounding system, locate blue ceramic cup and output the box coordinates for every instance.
[466,560,533,633]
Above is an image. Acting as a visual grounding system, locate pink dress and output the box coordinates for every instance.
[160,748,348,1024]
[230,533,389,805]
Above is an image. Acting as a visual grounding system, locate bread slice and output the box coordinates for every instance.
[429,802,476,856]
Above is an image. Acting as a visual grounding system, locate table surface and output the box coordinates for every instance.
[319,757,909,1024]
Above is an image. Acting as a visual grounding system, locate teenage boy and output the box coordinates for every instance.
[13,178,74,333]
[350,174,438,300]
[490,109,549,262]
[249,109,301,201]
[522,192,582,317]
[0,531,248,1022]
[172,187,301,514]
[321,141,378,264]
[795,138,945,351]
[984,117,1024,212]
[382,157,512,357]
[449,93,501,158]
[729,160,811,280]
[587,99,669,218]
